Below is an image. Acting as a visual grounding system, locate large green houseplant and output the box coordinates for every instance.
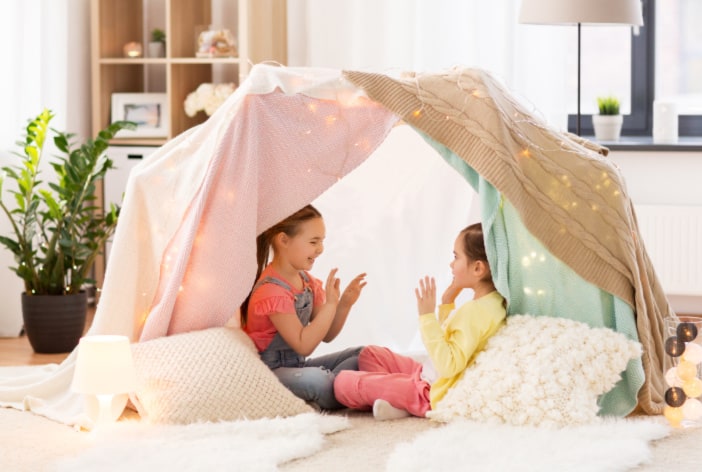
[0,109,134,352]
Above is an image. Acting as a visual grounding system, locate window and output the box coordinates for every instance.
[569,0,702,138]
[656,0,702,135]
[567,0,654,136]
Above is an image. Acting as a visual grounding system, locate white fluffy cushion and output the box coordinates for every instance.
[427,315,642,428]
[130,327,312,424]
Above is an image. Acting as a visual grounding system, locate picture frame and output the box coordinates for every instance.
[111,93,169,138]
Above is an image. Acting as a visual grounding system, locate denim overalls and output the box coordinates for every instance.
[255,272,362,410]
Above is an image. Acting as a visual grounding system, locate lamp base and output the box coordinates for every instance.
[84,393,129,428]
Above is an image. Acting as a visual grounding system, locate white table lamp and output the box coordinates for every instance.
[71,335,137,427]
[519,0,644,135]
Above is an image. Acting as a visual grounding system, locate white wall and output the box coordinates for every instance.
[610,150,702,314]
[610,150,702,206]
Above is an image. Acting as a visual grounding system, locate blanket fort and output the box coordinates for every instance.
[0,65,672,427]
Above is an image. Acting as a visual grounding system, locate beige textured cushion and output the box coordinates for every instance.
[427,315,642,427]
[130,327,312,424]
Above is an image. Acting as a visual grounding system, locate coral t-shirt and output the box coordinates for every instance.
[245,266,325,352]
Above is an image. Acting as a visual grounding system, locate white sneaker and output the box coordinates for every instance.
[372,399,410,421]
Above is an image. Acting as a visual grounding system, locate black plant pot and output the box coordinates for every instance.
[21,291,87,354]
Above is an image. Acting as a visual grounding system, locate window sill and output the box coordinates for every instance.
[585,136,702,152]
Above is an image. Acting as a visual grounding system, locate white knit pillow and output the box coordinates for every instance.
[130,327,312,424]
[427,315,642,428]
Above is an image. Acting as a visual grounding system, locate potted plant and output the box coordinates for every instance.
[592,96,623,142]
[149,28,166,58]
[0,109,134,353]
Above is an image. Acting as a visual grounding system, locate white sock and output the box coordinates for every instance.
[372,399,410,421]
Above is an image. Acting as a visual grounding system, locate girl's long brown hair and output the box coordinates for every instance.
[240,204,322,327]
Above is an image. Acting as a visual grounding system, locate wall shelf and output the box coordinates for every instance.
[90,0,287,146]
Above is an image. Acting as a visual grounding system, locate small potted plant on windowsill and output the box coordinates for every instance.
[0,109,134,353]
[593,96,623,142]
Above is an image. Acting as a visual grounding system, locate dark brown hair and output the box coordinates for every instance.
[459,222,490,281]
[240,204,323,326]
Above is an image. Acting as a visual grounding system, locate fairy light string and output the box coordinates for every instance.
[397,67,637,280]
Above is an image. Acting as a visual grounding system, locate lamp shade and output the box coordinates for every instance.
[71,335,137,395]
[519,0,643,26]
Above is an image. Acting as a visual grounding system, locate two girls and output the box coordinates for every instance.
[243,204,505,418]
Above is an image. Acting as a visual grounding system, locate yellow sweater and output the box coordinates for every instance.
[419,291,506,408]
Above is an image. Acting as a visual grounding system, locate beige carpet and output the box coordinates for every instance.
[0,407,700,471]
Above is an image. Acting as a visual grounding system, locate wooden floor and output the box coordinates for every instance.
[0,307,95,366]
[0,335,70,366]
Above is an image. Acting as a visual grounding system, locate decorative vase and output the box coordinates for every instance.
[21,291,87,353]
[148,41,165,58]
[592,114,623,142]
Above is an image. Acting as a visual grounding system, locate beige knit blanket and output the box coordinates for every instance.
[343,68,672,415]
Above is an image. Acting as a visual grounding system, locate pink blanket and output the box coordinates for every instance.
[140,91,398,340]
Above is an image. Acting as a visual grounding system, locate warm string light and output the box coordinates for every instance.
[664,320,702,427]
[521,249,548,299]
[139,310,149,327]
[298,95,356,182]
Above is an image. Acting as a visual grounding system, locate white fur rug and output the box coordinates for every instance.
[387,418,670,472]
[1,407,686,471]
[53,413,349,472]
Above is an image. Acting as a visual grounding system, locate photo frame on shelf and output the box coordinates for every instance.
[111,93,169,138]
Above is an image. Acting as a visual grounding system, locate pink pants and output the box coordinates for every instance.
[333,345,431,417]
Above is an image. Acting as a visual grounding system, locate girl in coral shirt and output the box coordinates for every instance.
[241,204,366,410]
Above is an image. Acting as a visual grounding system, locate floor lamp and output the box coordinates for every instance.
[519,0,644,135]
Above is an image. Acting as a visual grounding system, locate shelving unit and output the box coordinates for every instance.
[89,0,286,286]
[90,0,287,146]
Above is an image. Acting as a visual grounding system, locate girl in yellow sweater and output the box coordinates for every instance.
[334,223,506,419]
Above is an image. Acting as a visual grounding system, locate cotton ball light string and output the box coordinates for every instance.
[665,335,685,357]
[678,321,698,342]
[664,320,702,427]
[682,398,702,421]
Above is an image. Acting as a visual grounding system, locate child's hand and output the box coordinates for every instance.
[339,273,367,308]
[324,268,341,306]
[415,276,436,316]
[441,279,462,305]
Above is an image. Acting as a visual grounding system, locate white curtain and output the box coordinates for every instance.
[287,0,571,128]
[0,0,91,336]
[287,1,571,354]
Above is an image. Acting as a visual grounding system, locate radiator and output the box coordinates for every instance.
[635,204,702,296]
